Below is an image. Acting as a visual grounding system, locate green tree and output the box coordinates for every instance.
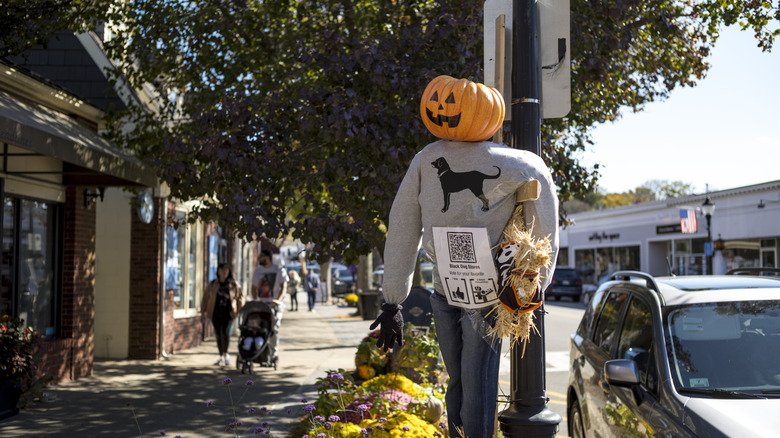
[2,0,776,261]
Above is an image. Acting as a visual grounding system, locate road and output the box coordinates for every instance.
[497,299,586,437]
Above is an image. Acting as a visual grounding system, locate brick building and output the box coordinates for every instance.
[0,31,265,383]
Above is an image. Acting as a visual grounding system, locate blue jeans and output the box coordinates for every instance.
[307,291,317,311]
[430,292,502,438]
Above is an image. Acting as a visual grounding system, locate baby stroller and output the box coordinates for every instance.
[236,300,279,373]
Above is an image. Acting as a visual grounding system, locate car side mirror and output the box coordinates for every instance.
[605,359,644,405]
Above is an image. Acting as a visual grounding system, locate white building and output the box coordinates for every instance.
[559,180,780,285]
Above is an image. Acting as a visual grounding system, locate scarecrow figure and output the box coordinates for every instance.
[371,75,559,438]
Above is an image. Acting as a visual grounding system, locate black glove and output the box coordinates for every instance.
[369,303,404,351]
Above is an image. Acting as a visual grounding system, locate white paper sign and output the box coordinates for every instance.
[432,227,499,309]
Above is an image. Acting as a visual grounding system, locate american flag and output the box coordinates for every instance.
[680,209,698,234]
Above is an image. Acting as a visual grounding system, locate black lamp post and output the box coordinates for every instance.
[701,196,716,275]
[498,0,561,436]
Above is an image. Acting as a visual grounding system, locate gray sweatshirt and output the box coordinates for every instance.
[382,139,559,305]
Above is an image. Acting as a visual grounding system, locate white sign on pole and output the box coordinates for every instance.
[484,0,571,120]
[539,0,571,118]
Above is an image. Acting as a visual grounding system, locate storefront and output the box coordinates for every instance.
[559,180,780,287]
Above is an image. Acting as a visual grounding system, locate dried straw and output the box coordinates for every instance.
[487,203,552,353]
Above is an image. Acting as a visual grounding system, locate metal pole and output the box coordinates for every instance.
[498,0,561,436]
[706,214,713,275]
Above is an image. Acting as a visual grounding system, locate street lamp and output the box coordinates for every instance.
[701,196,716,275]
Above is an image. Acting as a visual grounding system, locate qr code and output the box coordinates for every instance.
[447,231,476,263]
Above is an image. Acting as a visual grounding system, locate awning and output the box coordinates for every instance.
[0,89,157,187]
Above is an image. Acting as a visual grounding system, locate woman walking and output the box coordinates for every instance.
[202,263,244,366]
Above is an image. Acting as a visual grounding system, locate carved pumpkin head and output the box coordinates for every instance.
[420,75,505,142]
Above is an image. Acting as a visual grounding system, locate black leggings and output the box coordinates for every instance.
[212,314,232,355]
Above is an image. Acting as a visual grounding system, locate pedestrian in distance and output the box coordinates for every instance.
[287,270,301,311]
[251,249,288,359]
[303,269,320,312]
[201,263,244,366]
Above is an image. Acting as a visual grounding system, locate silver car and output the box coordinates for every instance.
[567,270,780,438]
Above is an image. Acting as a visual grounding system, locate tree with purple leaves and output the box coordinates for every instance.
[3,0,777,261]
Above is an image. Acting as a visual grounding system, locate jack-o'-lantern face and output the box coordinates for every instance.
[425,90,461,128]
[420,75,504,142]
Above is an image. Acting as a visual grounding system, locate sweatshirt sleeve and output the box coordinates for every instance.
[522,153,560,293]
[381,153,424,305]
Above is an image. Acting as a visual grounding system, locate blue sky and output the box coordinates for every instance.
[581,26,780,195]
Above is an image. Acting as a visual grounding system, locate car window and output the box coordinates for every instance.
[617,297,658,394]
[592,291,629,354]
[555,269,578,280]
[667,300,780,392]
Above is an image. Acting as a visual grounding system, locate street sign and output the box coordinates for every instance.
[484,0,571,119]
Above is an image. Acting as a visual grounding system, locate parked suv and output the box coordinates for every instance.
[567,269,780,438]
[547,266,583,301]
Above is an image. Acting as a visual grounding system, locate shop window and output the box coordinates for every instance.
[1,196,61,337]
[575,249,596,284]
[597,247,614,279]
[165,211,203,317]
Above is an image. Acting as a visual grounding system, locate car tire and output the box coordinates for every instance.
[569,401,586,438]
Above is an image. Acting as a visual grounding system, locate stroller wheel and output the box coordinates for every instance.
[273,357,278,370]
[249,362,254,374]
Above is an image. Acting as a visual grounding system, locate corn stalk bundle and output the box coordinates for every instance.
[487,202,552,355]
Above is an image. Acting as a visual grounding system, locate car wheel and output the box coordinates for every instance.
[569,401,586,438]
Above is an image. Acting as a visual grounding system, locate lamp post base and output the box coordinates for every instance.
[498,403,561,438]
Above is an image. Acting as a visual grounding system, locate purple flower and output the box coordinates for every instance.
[403,425,410,431]
[262,421,269,427]
[206,400,214,407]
[317,434,326,438]
[260,406,268,412]
[223,377,233,385]
[439,421,447,429]
[379,417,387,423]
[356,404,369,414]
[254,427,264,434]
[324,422,332,430]
[360,429,369,436]
[304,404,316,413]
[328,415,340,422]
[248,407,257,414]
[160,432,166,436]
[376,425,385,430]
[287,409,293,414]
[301,397,309,403]
[328,372,344,381]
[246,380,255,386]
[314,415,325,422]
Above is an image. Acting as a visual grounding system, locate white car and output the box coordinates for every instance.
[567,269,780,438]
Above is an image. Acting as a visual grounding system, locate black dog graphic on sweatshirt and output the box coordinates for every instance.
[431,157,501,212]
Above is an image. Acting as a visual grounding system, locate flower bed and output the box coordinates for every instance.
[299,323,449,437]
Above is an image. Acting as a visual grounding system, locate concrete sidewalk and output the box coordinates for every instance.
[0,303,373,438]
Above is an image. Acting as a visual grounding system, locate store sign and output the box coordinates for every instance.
[589,232,621,242]
[657,224,682,235]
